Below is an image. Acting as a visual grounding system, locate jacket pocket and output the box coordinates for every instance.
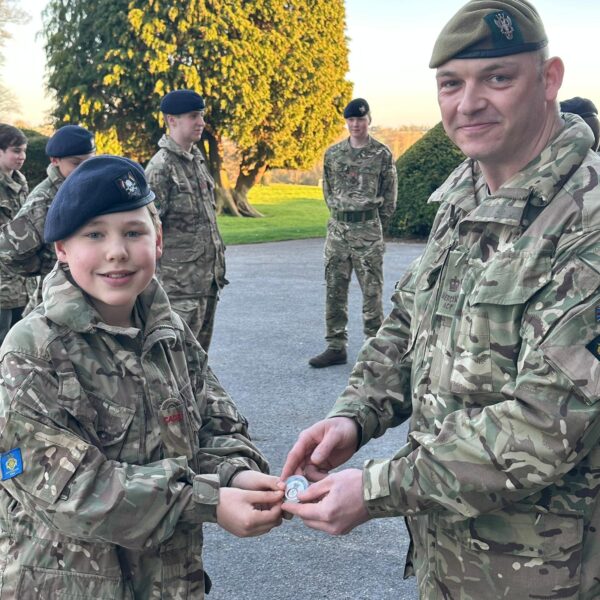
[449,252,552,395]
[16,566,125,600]
[435,510,582,598]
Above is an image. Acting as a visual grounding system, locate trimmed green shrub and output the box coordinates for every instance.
[388,122,465,238]
[21,128,50,189]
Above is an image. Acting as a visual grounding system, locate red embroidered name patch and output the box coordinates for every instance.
[164,413,184,424]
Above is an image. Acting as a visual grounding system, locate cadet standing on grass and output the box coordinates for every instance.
[0,156,283,598]
[0,124,28,344]
[309,98,397,368]
[0,125,95,314]
[146,90,226,351]
[283,1,600,598]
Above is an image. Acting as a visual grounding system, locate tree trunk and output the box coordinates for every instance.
[233,161,268,218]
[202,128,241,216]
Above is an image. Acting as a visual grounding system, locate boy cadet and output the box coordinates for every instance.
[560,96,600,151]
[309,98,397,368]
[0,156,283,598]
[0,124,95,314]
[146,90,226,351]
[283,1,600,598]
[0,124,28,344]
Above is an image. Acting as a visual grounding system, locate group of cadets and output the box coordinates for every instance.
[0,0,599,598]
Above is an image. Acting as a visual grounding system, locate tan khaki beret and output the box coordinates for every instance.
[430,0,548,68]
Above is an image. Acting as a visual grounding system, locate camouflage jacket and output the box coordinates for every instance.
[0,164,64,312]
[0,170,28,308]
[329,115,600,598]
[0,265,267,599]
[323,136,397,225]
[146,135,226,299]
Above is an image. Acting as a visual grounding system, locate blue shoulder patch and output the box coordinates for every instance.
[1,448,23,481]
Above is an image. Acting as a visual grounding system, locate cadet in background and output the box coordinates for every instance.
[560,96,600,151]
[0,124,28,344]
[0,125,95,314]
[283,1,600,598]
[146,90,226,351]
[309,98,397,368]
[0,156,283,599]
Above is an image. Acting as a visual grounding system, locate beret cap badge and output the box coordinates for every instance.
[493,12,514,40]
[116,172,141,199]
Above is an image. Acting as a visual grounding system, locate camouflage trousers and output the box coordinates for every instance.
[170,283,219,351]
[323,218,384,350]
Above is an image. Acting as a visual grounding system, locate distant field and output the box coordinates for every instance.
[217,184,328,245]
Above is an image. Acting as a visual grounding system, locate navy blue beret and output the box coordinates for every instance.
[160,90,205,115]
[44,155,155,243]
[560,97,598,120]
[343,98,370,119]
[45,125,95,158]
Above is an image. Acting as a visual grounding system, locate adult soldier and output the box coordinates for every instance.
[146,90,226,352]
[0,124,28,344]
[282,1,600,598]
[309,98,397,368]
[0,125,95,314]
[560,96,600,151]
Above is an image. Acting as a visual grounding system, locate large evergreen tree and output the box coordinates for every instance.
[43,0,351,216]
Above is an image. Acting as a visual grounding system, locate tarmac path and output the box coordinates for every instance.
[204,238,425,600]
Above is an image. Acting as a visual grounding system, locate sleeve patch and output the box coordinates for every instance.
[1,448,23,480]
[586,335,600,361]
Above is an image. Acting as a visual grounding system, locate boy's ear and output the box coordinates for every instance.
[155,224,163,259]
[54,240,68,263]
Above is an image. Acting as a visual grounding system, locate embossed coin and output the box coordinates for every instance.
[285,475,309,503]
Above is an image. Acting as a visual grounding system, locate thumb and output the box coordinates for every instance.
[311,434,338,466]
[297,478,330,503]
[244,489,284,505]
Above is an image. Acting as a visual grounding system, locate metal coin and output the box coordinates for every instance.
[285,475,309,503]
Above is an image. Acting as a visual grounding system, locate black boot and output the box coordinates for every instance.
[308,348,347,368]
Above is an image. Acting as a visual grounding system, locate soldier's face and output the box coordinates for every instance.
[436,52,563,173]
[51,152,95,179]
[55,207,163,327]
[170,111,205,144]
[0,144,26,174]
[345,116,370,141]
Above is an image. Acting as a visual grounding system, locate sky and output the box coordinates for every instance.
[2,0,600,128]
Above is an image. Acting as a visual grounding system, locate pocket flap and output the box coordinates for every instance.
[469,252,552,305]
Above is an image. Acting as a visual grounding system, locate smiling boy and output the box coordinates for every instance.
[0,155,283,598]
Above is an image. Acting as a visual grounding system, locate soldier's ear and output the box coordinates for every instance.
[155,224,163,260]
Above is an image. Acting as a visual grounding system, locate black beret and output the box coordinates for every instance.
[560,97,598,120]
[160,90,205,115]
[343,98,370,119]
[44,155,155,243]
[45,125,95,158]
[430,0,548,68]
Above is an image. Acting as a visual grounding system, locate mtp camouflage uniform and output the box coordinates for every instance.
[0,169,28,343]
[146,135,227,351]
[0,164,64,314]
[0,264,267,599]
[328,115,600,599]
[322,136,397,349]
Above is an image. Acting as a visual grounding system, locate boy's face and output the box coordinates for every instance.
[51,152,95,179]
[55,207,163,327]
[167,111,205,145]
[0,144,27,174]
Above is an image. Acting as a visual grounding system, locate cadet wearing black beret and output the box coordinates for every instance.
[45,125,95,158]
[560,96,600,151]
[44,155,155,243]
[343,98,370,119]
[159,90,205,115]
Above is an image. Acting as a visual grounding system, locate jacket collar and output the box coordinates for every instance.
[42,264,181,348]
[158,134,203,163]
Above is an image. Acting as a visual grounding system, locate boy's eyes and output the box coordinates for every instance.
[83,230,145,239]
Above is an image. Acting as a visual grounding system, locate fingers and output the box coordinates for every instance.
[303,464,330,482]
[245,489,284,505]
[281,438,313,480]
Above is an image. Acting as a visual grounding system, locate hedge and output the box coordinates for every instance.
[388,122,465,238]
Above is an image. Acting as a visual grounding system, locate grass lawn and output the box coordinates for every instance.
[217,184,328,245]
